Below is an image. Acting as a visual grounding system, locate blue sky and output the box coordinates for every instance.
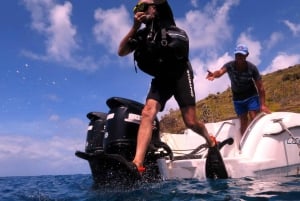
[1,0,300,176]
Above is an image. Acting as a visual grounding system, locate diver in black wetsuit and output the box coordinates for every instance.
[118,0,216,173]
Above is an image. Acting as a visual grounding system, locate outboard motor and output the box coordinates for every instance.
[103,97,161,160]
[75,97,172,186]
[85,112,107,153]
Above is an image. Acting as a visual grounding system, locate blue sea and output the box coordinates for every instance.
[0,174,299,201]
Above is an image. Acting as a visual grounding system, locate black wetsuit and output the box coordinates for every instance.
[131,1,195,110]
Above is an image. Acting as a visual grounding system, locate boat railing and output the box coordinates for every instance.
[215,121,236,138]
[239,112,266,150]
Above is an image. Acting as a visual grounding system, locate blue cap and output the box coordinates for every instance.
[234,44,249,55]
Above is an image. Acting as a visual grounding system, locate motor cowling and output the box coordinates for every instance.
[85,112,107,153]
[103,97,161,160]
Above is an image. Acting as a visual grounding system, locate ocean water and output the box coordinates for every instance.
[0,174,299,201]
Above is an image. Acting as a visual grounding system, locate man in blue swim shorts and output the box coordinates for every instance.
[206,44,271,135]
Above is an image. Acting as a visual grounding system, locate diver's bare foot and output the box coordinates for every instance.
[132,161,145,173]
[209,135,217,147]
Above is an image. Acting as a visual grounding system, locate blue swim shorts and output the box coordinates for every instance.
[233,95,260,116]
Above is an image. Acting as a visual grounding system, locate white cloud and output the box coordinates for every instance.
[93,5,131,54]
[0,135,89,176]
[23,0,54,32]
[23,0,77,60]
[266,32,283,49]
[46,2,78,61]
[22,0,99,71]
[262,53,300,74]
[177,0,239,51]
[283,20,300,36]
[49,114,60,121]
[0,115,89,176]
[190,0,199,8]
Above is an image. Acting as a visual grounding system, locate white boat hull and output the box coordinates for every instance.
[159,112,300,180]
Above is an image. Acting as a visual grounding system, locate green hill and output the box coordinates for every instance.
[160,64,300,133]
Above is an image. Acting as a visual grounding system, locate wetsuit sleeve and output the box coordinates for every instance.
[127,28,147,51]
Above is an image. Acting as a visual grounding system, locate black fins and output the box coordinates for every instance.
[205,145,228,179]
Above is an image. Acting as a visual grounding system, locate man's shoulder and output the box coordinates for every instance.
[224,61,235,68]
[246,61,257,69]
[246,61,261,79]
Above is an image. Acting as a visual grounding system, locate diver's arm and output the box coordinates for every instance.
[118,11,143,56]
[118,25,139,56]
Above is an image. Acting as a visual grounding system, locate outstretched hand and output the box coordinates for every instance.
[206,70,214,81]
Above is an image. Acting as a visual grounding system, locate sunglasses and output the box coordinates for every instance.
[133,2,155,13]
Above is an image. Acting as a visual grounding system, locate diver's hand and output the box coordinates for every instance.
[134,12,152,25]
